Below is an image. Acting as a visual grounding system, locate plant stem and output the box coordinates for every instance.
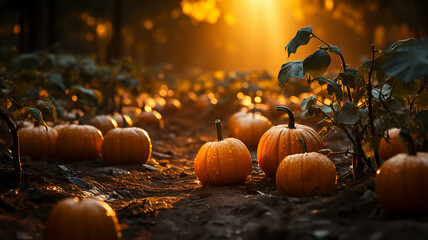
[0,110,22,174]
[275,106,295,129]
[298,138,307,153]
[312,34,330,47]
[215,119,223,141]
[122,114,129,128]
[367,44,380,168]
[313,33,352,102]
[399,129,416,156]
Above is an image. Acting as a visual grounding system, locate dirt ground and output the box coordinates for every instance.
[0,104,427,240]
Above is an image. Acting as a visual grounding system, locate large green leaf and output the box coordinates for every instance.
[285,26,313,58]
[372,85,392,102]
[301,95,317,111]
[14,107,47,128]
[303,49,331,78]
[315,77,343,101]
[376,37,428,82]
[334,102,367,125]
[339,69,358,89]
[277,60,304,88]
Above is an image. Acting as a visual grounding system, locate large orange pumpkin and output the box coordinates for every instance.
[55,124,103,162]
[276,138,336,196]
[194,119,252,185]
[102,127,152,165]
[228,111,272,148]
[89,115,118,135]
[375,129,428,215]
[257,106,324,178]
[18,125,58,160]
[44,197,121,240]
[378,128,406,160]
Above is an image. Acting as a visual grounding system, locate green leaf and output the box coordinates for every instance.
[301,95,318,111]
[12,53,44,70]
[376,37,428,82]
[372,85,392,102]
[70,85,103,105]
[303,49,331,78]
[328,45,342,55]
[278,60,304,88]
[43,72,66,91]
[339,70,357,89]
[285,26,313,57]
[334,102,367,125]
[392,79,419,98]
[415,110,428,132]
[36,100,57,123]
[14,107,47,129]
[315,77,343,101]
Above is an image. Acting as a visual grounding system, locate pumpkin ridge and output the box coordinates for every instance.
[226,139,239,183]
[216,141,222,184]
[203,142,213,184]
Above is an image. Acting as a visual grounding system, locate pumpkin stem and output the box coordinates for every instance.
[399,129,416,156]
[215,119,224,141]
[34,121,40,127]
[0,110,22,174]
[275,106,295,129]
[299,138,307,153]
[121,114,129,128]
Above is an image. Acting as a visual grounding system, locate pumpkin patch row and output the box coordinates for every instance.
[18,114,152,165]
[195,106,336,197]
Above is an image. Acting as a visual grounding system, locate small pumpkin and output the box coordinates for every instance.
[375,129,428,215]
[55,124,103,162]
[226,110,248,135]
[135,109,164,129]
[161,98,182,115]
[257,106,324,178]
[44,197,121,240]
[111,113,133,128]
[102,124,152,165]
[228,111,272,148]
[378,128,406,160]
[194,119,252,185]
[89,115,118,135]
[276,138,336,196]
[18,123,58,161]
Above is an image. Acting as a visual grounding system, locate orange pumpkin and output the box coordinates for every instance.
[135,110,164,129]
[228,111,272,148]
[194,119,252,185]
[53,123,70,135]
[161,98,182,115]
[44,197,121,240]
[378,128,406,160]
[257,106,324,178]
[56,124,103,162]
[89,115,118,135]
[18,125,58,160]
[102,127,152,165]
[226,110,248,135]
[276,138,336,196]
[375,129,428,215]
[111,114,133,128]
